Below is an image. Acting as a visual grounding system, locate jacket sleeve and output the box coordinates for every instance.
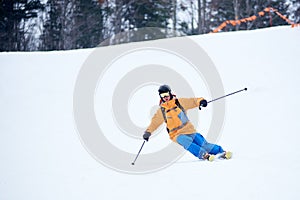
[145,108,165,134]
[178,97,205,110]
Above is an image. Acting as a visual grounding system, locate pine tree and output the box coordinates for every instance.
[209,0,292,33]
[40,0,64,50]
[40,0,104,50]
[209,0,235,32]
[246,0,289,30]
[103,0,173,45]
[0,0,44,51]
[72,0,104,48]
[290,0,300,23]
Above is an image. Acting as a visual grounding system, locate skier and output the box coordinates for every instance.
[143,84,232,161]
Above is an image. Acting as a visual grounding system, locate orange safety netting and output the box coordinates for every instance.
[211,7,300,33]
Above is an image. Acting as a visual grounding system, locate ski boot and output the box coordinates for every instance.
[203,152,215,162]
[220,151,232,159]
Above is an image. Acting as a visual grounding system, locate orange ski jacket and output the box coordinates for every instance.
[146,97,204,142]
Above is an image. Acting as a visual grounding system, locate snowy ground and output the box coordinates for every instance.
[1,26,300,200]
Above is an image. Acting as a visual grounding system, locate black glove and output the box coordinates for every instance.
[143,132,151,141]
[199,99,208,110]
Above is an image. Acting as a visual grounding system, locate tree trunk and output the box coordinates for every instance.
[191,1,194,34]
[173,0,177,31]
[202,0,206,33]
[233,0,239,31]
[197,0,202,34]
[114,0,122,34]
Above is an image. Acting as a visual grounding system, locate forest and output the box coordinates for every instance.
[0,0,299,51]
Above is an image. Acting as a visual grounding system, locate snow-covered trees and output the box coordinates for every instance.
[1,0,299,51]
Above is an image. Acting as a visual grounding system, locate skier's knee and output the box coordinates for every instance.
[176,135,193,149]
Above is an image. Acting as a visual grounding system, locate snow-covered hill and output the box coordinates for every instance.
[1,26,300,200]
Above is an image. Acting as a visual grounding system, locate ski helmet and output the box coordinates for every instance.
[158,84,171,94]
[158,84,173,101]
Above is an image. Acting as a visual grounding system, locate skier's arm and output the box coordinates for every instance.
[178,97,205,110]
[145,108,164,134]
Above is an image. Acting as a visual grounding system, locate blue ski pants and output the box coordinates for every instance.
[176,133,224,159]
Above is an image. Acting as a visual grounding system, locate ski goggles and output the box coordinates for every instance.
[160,92,170,98]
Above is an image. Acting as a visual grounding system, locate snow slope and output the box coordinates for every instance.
[1,26,300,200]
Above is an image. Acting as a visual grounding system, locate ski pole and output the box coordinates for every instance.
[207,88,247,104]
[131,141,146,165]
